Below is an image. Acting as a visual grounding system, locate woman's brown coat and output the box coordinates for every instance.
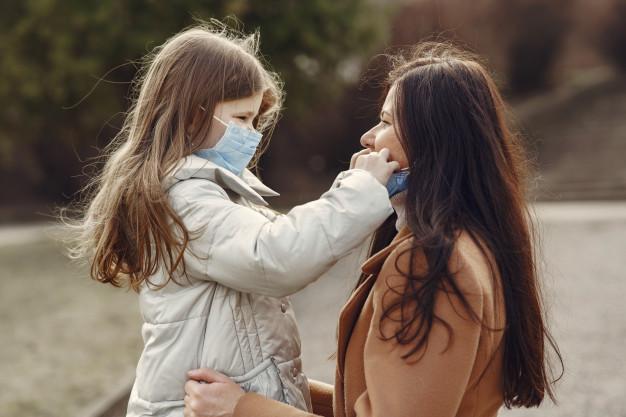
[233,226,506,417]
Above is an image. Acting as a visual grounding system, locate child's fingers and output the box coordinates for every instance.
[378,148,390,161]
[350,149,371,169]
[187,368,231,383]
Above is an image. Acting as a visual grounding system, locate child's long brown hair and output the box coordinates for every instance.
[358,42,562,408]
[63,23,283,292]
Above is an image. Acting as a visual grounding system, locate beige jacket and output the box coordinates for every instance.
[233,226,506,417]
[126,155,393,417]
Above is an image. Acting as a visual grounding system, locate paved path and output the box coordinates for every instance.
[0,224,141,417]
[1,202,625,417]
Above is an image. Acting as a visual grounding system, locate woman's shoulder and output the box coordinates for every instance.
[378,230,496,298]
[450,231,499,297]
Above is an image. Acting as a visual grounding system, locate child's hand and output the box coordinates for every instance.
[350,148,371,169]
[353,148,400,186]
[184,368,244,417]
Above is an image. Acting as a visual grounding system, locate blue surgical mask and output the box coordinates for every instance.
[194,116,262,176]
[386,169,410,197]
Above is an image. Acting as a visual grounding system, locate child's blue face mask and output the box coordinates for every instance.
[386,169,410,197]
[194,115,262,176]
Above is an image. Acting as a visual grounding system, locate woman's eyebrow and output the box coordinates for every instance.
[380,110,392,119]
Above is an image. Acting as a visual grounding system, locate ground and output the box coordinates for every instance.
[1,203,625,417]
[0,225,141,417]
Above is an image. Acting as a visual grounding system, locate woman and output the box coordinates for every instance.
[182,42,562,417]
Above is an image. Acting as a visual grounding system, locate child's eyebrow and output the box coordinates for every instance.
[235,111,256,117]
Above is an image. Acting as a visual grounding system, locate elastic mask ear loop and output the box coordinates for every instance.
[213,115,228,126]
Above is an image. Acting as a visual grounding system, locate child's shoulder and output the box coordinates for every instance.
[167,178,230,204]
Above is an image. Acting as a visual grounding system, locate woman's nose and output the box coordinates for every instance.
[360,129,375,149]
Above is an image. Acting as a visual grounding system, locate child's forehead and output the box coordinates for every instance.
[219,91,264,113]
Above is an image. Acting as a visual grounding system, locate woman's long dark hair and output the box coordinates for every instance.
[358,43,562,408]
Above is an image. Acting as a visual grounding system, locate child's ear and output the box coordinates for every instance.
[188,106,208,138]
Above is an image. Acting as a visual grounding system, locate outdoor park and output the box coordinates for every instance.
[1,1,625,416]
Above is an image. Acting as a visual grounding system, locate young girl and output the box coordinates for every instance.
[66,25,399,417]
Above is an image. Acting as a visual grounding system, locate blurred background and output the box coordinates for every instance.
[1,0,625,416]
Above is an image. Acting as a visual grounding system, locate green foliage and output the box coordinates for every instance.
[0,0,388,201]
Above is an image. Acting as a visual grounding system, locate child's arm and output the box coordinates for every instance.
[173,168,392,297]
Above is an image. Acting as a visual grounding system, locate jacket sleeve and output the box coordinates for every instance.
[353,246,484,417]
[172,169,393,297]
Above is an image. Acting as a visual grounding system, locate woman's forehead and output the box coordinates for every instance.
[382,84,397,113]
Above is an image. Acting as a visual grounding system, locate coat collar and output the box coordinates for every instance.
[162,154,279,206]
[335,225,414,381]
[360,225,413,275]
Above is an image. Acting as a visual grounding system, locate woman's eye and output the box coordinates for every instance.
[380,119,390,126]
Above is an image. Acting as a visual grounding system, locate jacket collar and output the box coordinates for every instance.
[360,226,413,275]
[162,154,279,206]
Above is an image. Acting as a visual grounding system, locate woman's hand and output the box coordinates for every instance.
[184,368,245,417]
[352,148,400,185]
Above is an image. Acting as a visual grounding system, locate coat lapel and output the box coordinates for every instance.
[336,226,413,379]
[360,226,412,276]
[336,272,376,380]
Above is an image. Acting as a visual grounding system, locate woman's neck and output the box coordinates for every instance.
[390,190,408,231]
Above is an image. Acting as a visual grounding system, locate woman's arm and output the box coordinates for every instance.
[353,249,484,417]
[174,169,392,297]
[232,379,335,417]
[309,379,334,417]
[184,369,323,417]
[234,393,320,417]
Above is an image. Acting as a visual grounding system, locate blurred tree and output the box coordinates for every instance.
[597,0,626,72]
[0,0,388,204]
[492,0,574,95]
